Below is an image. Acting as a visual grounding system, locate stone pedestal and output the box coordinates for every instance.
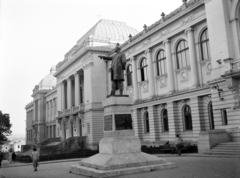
[70,96,176,177]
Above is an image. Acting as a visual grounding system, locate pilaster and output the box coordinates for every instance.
[164,39,175,93]
[148,105,160,141]
[67,78,72,109]
[167,101,177,139]
[145,49,155,97]
[190,96,202,138]
[185,27,199,88]
[132,57,139,101]
[75,72,80,106]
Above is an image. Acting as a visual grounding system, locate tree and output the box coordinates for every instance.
[0,111,12,145]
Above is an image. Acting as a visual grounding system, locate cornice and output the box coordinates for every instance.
[120,0,205,52]
[54,47,111,77]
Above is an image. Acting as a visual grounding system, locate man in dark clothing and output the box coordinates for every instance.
[99,43,126,96]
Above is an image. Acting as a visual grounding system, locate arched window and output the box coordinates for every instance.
[126,65,133,86]
[162,109,169,132]
[144,112,150,133]
[140,58,148,81]
[183,105,192,130]
[200,28,210,61]
[208,101,214,130]
[176,40,190,69]
[157,50,166,76]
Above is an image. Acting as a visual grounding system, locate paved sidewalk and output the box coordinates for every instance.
[0,155,239,178]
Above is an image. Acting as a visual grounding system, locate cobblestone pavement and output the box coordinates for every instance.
[0,156,239,178]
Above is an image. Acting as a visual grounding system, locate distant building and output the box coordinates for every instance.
[25,19,138,149]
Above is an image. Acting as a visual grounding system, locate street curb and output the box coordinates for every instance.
[1,154,239,168]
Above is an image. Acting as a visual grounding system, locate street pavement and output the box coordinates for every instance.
[0,154,239,178]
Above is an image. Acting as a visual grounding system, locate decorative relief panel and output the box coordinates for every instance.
[206,62,212,75]
[142,38,151,47]
[175,66,190,83]
[126,86,133,95]
[159,28,170,38]
[181,14,194,26]
[156,75,167,88]
[139,81,149,93]
[127,48,135,54]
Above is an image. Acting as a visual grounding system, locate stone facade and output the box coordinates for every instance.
[25,0,240,151]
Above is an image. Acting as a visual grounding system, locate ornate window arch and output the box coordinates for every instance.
[140,58,148,81]
[176,40,190,69]
[183,105,192,131]
[161,108,169,132]
[144,111,150,133]
[200,28,210,61]
[126,64,133,86]
[156,50,166,76]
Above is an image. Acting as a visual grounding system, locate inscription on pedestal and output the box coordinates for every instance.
[115,114,133,130]
[104,115,112,131]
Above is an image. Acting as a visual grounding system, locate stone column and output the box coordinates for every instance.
[190,96,202,138]
[75,72,80,106]
[61,82,65,110]
[132,57,139,101]
[67,78,72,109]
[231,19,240,59]
[132,108,143,139]
[148,105,159,141]
[185,27,199,88]
[167,101,178,140]
[145,49,155,97]
[164,39,175,93]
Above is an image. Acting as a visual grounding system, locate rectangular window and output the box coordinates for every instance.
[221,109,228,125]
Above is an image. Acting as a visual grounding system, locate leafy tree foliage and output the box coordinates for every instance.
[0,111,12,145]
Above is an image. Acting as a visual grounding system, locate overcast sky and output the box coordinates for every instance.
[0,0,183,136]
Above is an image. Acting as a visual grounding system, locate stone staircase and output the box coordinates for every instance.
[204,142,240,157]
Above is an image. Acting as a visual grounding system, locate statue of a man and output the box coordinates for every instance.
[99,43,126,95]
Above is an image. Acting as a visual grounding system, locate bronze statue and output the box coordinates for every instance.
[99,43,126,96]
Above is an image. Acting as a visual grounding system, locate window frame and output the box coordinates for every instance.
[176,40,190,69]
[156,50,166,76]
[126,64,133,86]
[183,105,193,131]
[200,28,210,61]
[221,109,228,126]
[140,58,148,81]
[144,112,150,133]
[161,108,169,132]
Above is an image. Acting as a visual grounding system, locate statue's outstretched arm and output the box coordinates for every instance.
[98,56,112,61]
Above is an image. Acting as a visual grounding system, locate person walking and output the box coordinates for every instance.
[8,149,13,164]
[12,151,16,163]
[0,151,3,168]
[31,148,39,171]
[172,134,183,156]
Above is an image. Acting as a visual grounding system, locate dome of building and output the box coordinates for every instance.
[77,19,139,45]
[38,66,57,90]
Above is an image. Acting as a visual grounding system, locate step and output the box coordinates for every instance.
[217,142,240,146]
[213,147,240,151]
[204,151,240,156]
[211,149,240,153]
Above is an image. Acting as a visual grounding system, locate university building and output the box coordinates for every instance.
[25,0,240,152]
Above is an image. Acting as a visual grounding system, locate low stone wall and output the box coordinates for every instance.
[39,137,61,146]
[39,136,87,156]
[198,129,230,153]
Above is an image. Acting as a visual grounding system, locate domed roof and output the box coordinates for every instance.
[38,66,56,90]
[77,19,139,45]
